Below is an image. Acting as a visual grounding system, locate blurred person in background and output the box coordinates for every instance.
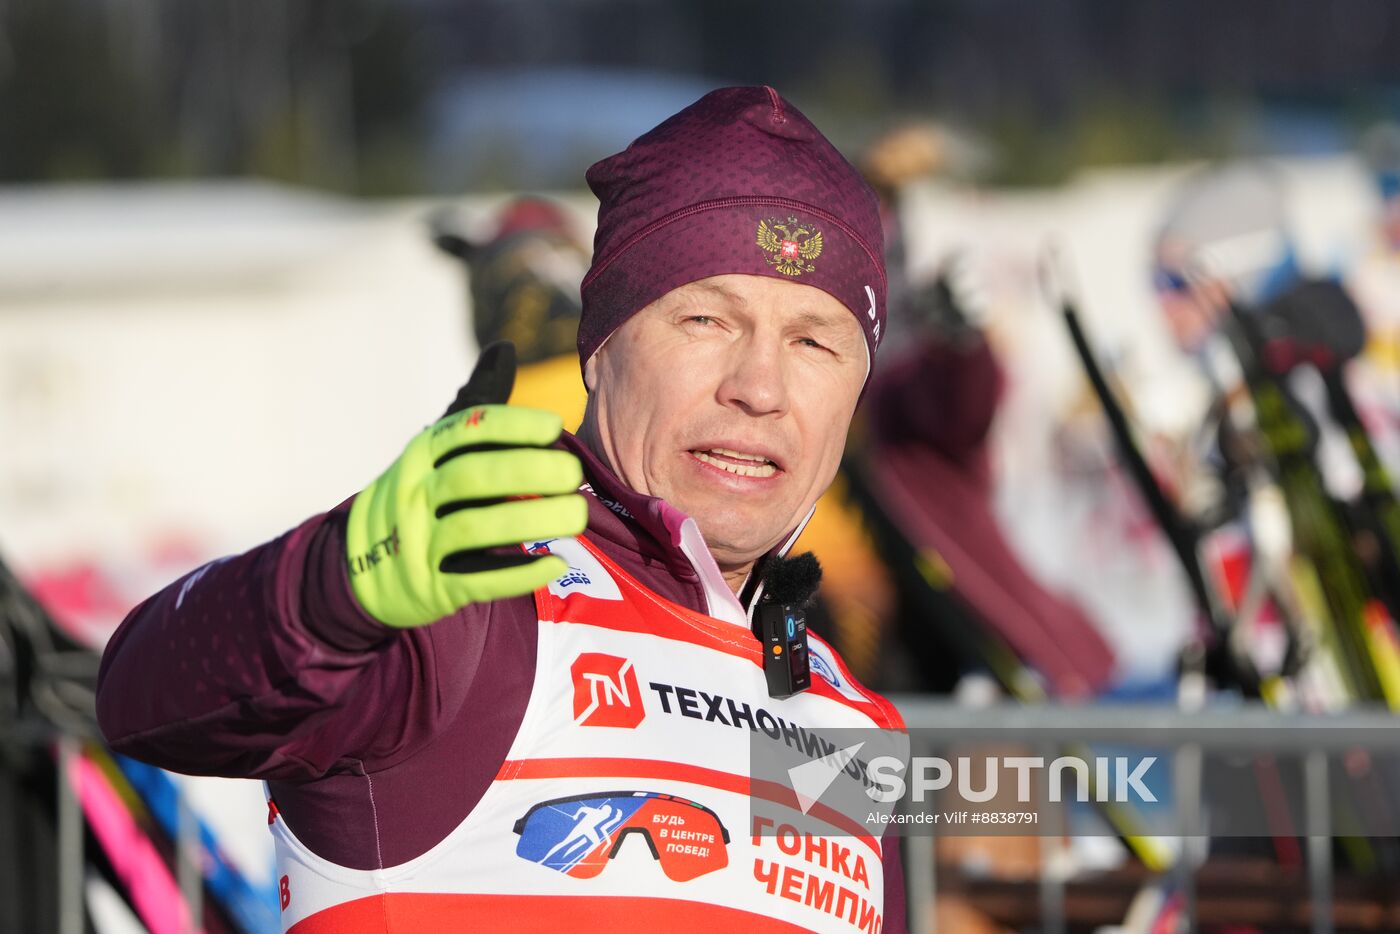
[859,122,948,341]
[431,194,592,430]
[1144,164,1315,691]
[1152,164,1299,365]
[847,270,1117,699]
[1344,123,1400,479]
[93,87,910,932]
[1129,160,1400,911]
[832,123,1116,700]
[1145,161,1400,710]
[848,128,1119,931]
[845,263,1118,934]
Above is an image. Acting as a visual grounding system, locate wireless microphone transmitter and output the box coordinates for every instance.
[753,552,822,700]
[758,603,811,699]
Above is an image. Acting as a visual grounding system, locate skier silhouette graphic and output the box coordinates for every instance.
[542,803,624,866]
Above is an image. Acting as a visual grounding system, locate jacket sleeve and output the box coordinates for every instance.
[96,501,487,781]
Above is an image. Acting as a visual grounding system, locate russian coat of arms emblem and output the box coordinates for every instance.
[755,216,823,276]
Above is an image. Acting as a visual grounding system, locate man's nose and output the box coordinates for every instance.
[715,333,789,417]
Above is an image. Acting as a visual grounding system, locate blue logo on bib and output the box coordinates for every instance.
[809,650,841,689]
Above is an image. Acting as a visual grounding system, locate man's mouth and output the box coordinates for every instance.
[690,447,780,479]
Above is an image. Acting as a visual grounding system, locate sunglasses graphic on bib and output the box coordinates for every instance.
[513,791,731,882]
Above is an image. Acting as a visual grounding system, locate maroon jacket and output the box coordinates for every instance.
[96,432,907,930]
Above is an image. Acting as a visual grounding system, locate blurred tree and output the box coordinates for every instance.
[0,0,158,181]
[4,0,1400,192]
[0,0,429,193]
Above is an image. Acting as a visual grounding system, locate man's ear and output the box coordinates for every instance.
[583,352,599,392]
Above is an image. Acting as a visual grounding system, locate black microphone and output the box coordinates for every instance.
[755,552,823,699]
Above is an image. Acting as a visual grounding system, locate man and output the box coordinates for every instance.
[98,87,906,933]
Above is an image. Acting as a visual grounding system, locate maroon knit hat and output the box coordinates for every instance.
[579,86,887,379]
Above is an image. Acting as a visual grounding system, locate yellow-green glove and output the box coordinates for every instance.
[346,342,587,628]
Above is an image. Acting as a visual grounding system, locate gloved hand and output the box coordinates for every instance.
[346,342,587,628]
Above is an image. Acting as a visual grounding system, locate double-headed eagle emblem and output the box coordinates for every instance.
[756,216,823,277]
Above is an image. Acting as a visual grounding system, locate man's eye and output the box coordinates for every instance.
[798,337,829,351]
[686,315,715,326]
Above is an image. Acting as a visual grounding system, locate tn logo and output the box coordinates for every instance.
[571,653,645,729]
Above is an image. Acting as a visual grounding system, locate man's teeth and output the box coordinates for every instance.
[709,447,767,462]
[694,449,777,478]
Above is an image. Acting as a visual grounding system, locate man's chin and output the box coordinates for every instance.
[683,511,791,567]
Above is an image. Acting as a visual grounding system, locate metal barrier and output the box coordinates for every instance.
[888,697,1400,934]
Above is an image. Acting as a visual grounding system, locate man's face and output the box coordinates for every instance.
[1153,243,1231,356]
[585,274,867,571]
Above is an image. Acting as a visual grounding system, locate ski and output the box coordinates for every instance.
[1223,282,1400,706]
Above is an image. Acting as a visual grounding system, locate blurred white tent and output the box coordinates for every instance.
[0,181,473,575]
